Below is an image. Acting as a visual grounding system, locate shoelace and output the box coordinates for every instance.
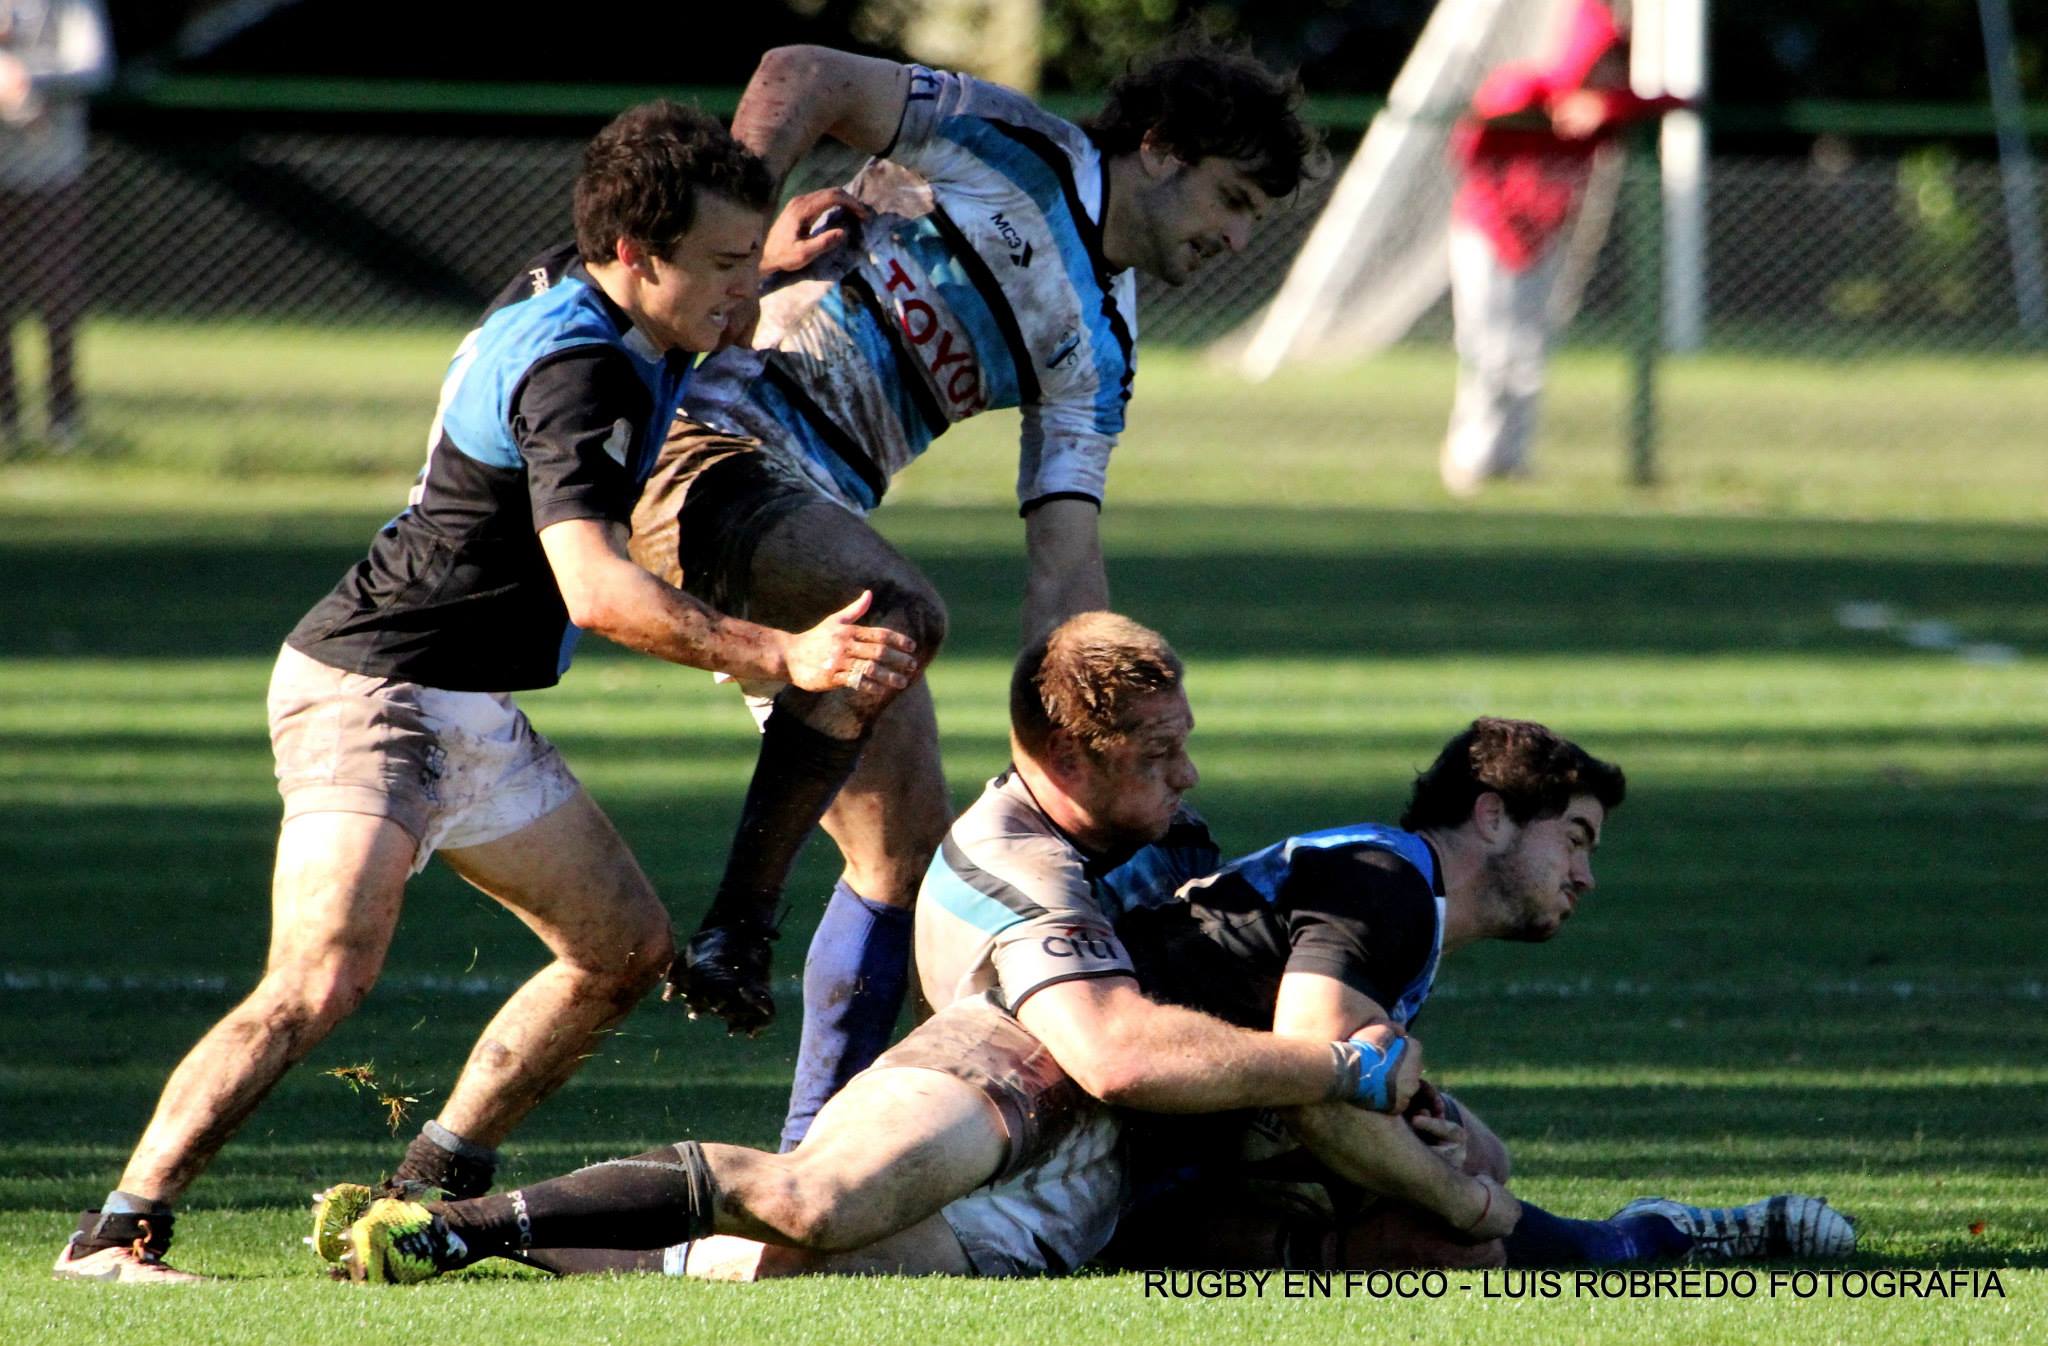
[132,1217,159,1263]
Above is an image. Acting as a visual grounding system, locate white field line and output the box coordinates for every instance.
[3,971,2043,1001]
[1834,602,2021,665]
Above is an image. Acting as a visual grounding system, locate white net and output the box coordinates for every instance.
[1222,0,1581,378]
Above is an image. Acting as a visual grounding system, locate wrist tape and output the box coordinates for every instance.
[1329,1033,1410,1111]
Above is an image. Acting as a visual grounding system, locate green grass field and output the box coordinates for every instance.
[2,323,2045,1341]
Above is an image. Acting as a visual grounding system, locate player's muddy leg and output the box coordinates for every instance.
[674,500,948,1135]
[427,1066,999,1269]
[418,789,673,1189]
[683,1214,973,1278]
[73,814,412,1257]
[708,1065,1005,1252]
[1323,1202,1507,1270]
[779,677,951,1147]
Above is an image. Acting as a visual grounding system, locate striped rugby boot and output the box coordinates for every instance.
[1611,1195,1857,1262]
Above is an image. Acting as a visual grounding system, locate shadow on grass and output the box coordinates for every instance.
[3,505,2042,660]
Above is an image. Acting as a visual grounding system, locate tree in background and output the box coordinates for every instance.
[101,1,2046,106]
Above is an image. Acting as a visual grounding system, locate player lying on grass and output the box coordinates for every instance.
[313,622,1852,1282]
[53,101,916,1284]
[312,612,1419,1281]
[630,39,1329,1157]
[1094,716,1854,1271]
[543,714,1850,1278]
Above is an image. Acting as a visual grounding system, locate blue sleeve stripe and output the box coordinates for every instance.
[555,622,583,678]
[1091,289,1137,431]
[927,845,1043,937]
[939,833,1052,922]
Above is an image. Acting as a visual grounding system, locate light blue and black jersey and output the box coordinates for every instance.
[684,66,1138,515]
[290,244,694,691]
[1115,823,1450,1032]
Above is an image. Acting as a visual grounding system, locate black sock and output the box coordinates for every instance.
[437,1142,716,1257]
[392,1121,499,1199]
[702,709,865,930]
[72,1199,175,1257]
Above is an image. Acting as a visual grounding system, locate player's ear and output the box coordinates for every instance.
[1044,727,1088,781]
[615,236,655,278]
[1471,791,1511,846]
[1137,129,1187,180]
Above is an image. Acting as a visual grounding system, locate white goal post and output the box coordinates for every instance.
[1223,0,1708,378]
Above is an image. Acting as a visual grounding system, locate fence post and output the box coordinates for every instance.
[1625,135,1663,486]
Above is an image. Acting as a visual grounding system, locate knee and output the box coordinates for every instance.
[867,577,947,664]
[623,918,677,997]
[1445,1098,1509,1182]
[757,1170,864,1251]
[583,911,676,1006]
[246,962,376,1045]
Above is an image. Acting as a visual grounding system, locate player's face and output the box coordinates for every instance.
[1482,793,1604,942]
[638,192,765,352]
[1070,688,1200,852]
[1133,155,1274,287]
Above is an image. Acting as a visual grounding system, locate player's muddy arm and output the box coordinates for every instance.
[1016,976,1353,1113]
[1290,1102,1511,1237]
[734,46,912,189]
[1021,499,1108,642]
[541,518,915,690]
[1270,971,1514,1237]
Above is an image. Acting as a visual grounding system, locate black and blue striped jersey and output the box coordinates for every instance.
[1114,823,1449,1032]
[289,244,694,691]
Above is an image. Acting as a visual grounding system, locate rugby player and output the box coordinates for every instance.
[630,42,1325,1151]
[313,613,1420,1282]
[1098,716,1856,1270]
[53,101,916,1284]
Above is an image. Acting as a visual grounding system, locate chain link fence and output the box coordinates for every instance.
[2,124,2043,509]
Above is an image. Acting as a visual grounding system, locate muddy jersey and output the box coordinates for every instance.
[916,771,1217,1014]
[1113,824,1451,1215]
[289,244,692,691]
[683,65,1138,514]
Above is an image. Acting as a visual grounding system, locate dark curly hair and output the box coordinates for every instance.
[1400,718,1626,832]
[574,100,774,264]
[1082,38,1327,199]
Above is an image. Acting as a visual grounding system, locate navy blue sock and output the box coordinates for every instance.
[1502,1203,1694,1267]
[778,881,913,1151]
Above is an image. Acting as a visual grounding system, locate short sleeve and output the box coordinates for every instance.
[954,826,1137,1009]
[888,66,1064,178]
[990,910,1135,1011]
[510,347,652,531]
[1278,846,1438,1006]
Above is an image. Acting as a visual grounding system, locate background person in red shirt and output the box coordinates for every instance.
[1441,0,1686,495]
